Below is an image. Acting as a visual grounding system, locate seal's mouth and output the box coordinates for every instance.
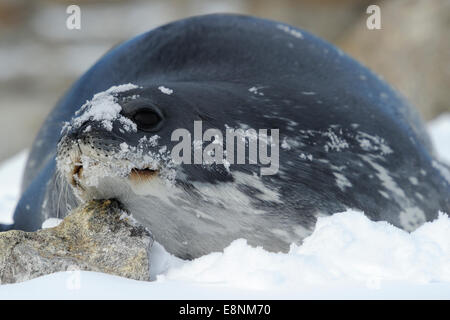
[69,156,160,190]
[129,168,160,182]
[57,133,172,199]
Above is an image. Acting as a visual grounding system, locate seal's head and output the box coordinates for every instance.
[56,82,237,203]
[55,81,287,258]
[57,83,178,201]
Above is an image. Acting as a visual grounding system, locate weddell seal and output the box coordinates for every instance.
[3,14,450,259]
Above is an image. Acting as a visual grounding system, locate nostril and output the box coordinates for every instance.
[73,165,82,176]
[71,164,83,186]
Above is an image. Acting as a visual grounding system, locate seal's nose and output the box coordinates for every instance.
[65,121,119,149]
[66,121,92,140]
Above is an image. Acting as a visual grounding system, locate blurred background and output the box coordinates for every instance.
[0,0,449,162]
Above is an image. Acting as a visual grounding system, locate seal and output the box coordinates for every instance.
[5,14,450,259]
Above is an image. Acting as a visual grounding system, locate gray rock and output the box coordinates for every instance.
[0,199,153,284]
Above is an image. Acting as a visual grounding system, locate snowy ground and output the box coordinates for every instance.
[0,115,449,299]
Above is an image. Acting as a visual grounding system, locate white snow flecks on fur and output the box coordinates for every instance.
[356,132,393,155]
[158,86,173,95]
[65,84,139,133]
[248,86,264,96]
[299,153,313,161]
[276,24,303,39]
[361,155,406,199]
[299,126,392,157]
[323,129,349,152]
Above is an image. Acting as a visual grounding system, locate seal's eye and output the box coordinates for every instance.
[133,109,163,131]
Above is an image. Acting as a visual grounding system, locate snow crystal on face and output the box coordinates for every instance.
[67,83,139,133]
[276,24,303,39]
[120,143,129,153]
[139,135,160,148]
[323,129,349,152]
[248,86,264,96]
[158,86,173,95]
[299,153,313,161]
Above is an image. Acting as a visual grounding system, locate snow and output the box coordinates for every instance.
[248,86,264,96]
[0,151,28,224]
[0,115,449,299]
[428,113,450,164]
[276,24,303,39]
[158,86,174,95]
[42,218,62,229]
[160,213,450,289]
[66,83,139,133]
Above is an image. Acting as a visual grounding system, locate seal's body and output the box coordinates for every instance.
[7,15,450,258]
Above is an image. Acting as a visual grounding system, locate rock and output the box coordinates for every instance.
[0,199,153,284]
